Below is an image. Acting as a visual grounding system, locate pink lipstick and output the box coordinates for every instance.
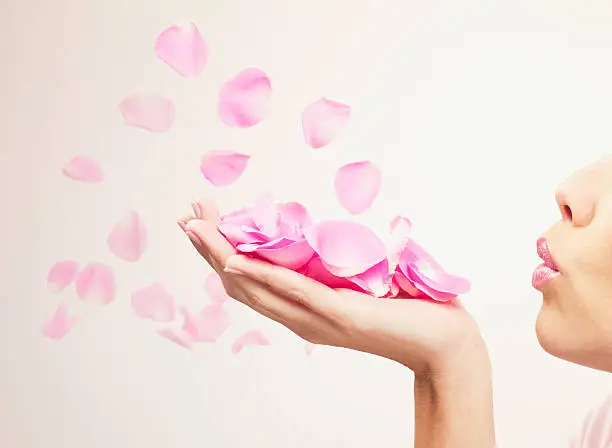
[532,238,560,290]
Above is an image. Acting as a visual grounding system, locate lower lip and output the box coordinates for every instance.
[532,263,560,290]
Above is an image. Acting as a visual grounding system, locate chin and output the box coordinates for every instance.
[536,305,612,371]
[535,307,566,359]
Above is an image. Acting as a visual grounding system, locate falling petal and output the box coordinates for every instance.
[305,342,315,356]
[232,330,269,354]
[75,263,116,305]
[200,150,250,186]
[205,272,230,303]
[154,22,208,77]
[131,283,176,322]
[157,328,193,350]
[302,98,351,149]
[47,261,79,293]
[304,221,386,277]
[181,304,231,342]
[218,68,272,128]
[335,161,382,215]
[41,305,78,341]
[119,93,175,132]
[62,156,103,183]
[107,211,147,262]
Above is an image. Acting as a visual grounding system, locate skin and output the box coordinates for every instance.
[179,156,612,447]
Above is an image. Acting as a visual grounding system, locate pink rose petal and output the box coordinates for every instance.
[251,195,280,236]
[46,261,79,293]
[218,68,272,128]
[335,161,382,215]
[157,328,193,350]
[302,98,351,149]
[107,211,147,262]
[41,305,78,341]
[387,216,413,273]
[394,272,424,298]
[75,263,116,305]
[131,283,176,322]
[181,303,231,343]
[298,256,360,290]
[278,202,312,235]
[304,221,386,277]
[119,93,175,132]
[205,272,231,303]
[62,156,104,183]
[348,260,391,297]
[154,22,208,77]
[237,238,314,270]
[396,241,470,301]
[200,150,250,187]
[231,330,269,354]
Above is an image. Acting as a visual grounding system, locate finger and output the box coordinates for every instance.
[177,214,194,232]
[183,219,332,340]
[228,278,330,341]
[191,198,221,224]
[224,255,344,319]
[184,219,235,272]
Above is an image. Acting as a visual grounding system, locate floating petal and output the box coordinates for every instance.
[155,22,208,77]
[75,263,116,305]
[131,283,176,322]
[41,305,78,341]
[47,261,79,293]
[231,330,269,354]
[334,161,381,214]
[302,98,350,149]
[218,68,272,128]
[62,156,103,183]
[107,211,147,262]
[119,93,175,132]
[200,150,250,187]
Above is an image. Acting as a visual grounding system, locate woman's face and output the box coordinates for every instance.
[534,156,612,371]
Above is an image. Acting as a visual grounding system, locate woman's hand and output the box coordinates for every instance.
[181,198,495,447]
[182,198,481,373]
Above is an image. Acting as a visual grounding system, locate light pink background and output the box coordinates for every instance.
[3,0,612,446]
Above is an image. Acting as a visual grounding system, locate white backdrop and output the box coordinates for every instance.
[3,0,612,446]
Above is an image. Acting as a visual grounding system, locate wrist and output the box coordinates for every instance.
[413,334,495,448]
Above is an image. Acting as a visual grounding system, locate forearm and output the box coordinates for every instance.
[413,336,495,448]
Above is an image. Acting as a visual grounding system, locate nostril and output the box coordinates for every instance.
[562,204,573,221]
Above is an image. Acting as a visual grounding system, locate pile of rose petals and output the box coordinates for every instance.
[219,196,470,301]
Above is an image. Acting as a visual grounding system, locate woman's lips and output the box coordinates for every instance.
[532,238,561,290]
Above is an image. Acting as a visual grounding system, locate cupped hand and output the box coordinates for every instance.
[180,198,485,375]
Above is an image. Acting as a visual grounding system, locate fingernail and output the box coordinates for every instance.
[185,230,203,247]
[177,220,187,232]
[191,200,202,219]
[223,266,244,275]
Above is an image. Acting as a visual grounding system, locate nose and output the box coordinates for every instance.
[555,182,595,227]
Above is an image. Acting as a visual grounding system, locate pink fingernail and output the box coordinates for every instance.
[191,200,202,219]
[185,230,202,247]
[177,220,187,232]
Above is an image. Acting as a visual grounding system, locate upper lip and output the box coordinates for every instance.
[537,237,559,272]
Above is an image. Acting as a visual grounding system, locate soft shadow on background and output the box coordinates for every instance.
[2,0,612,446]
